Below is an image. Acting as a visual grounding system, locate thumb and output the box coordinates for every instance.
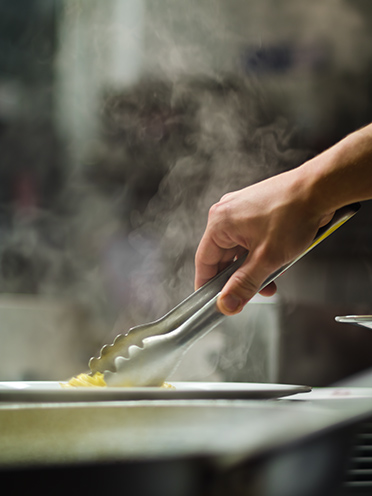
[217,256,269,315]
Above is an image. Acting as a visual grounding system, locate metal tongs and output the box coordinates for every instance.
[89,203,360,387]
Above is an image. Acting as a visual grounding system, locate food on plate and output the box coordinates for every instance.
[62,372,106,387]
[62,372,174,388]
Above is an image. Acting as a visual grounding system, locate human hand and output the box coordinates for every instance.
[194,167,333,315]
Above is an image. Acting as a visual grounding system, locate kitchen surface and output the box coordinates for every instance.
[1,1,372,494]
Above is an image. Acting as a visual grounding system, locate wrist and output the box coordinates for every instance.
[297,151,342,217]
[286,158,336,225]
[294,125,372,216]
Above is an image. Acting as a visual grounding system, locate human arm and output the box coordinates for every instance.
[194,123,372,315]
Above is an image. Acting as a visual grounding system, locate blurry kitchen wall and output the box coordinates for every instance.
[0,0,372,382]
[55,0,372,165]
[55,0,145,169]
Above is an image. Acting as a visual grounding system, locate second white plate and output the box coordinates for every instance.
[335,315,372,330]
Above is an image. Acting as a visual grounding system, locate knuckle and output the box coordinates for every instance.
[194,249,201,265]
[256,244,286,274]
[208,202,219,219]
[208,200,229,222]
[233,271,260,297]
[220,192,233,202]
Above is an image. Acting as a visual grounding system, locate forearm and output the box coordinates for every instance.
[194,123,372,314]
[298,124,372,215]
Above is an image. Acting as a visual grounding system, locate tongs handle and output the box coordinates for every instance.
[151,250,247,335]
[259,202,360,290]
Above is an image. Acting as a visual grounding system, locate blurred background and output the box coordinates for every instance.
[1,0,372,384]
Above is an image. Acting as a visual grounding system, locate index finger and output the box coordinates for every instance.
[194,235,240,290]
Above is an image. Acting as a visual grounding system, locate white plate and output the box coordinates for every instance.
[0,381,311,403]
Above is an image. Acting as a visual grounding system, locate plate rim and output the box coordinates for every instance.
[0,381,312,403]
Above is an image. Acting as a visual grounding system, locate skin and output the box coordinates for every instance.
[195,123,372,315]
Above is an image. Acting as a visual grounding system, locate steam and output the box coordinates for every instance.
[123,76,307,320]
[143,0,372,76]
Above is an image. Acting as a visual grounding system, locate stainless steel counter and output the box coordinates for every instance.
[1,388,372,495]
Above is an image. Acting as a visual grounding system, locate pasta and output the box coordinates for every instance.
[62,372,174,388]
[62,372,106,387]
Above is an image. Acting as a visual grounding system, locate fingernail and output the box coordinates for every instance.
[219,294,242,313]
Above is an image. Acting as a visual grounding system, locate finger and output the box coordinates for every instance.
[217,252,272,315]
[194,250,238,289]
[319,211,335,227]
[194,236,239,290]
[214,245,248,273]
[259,281,277,297]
